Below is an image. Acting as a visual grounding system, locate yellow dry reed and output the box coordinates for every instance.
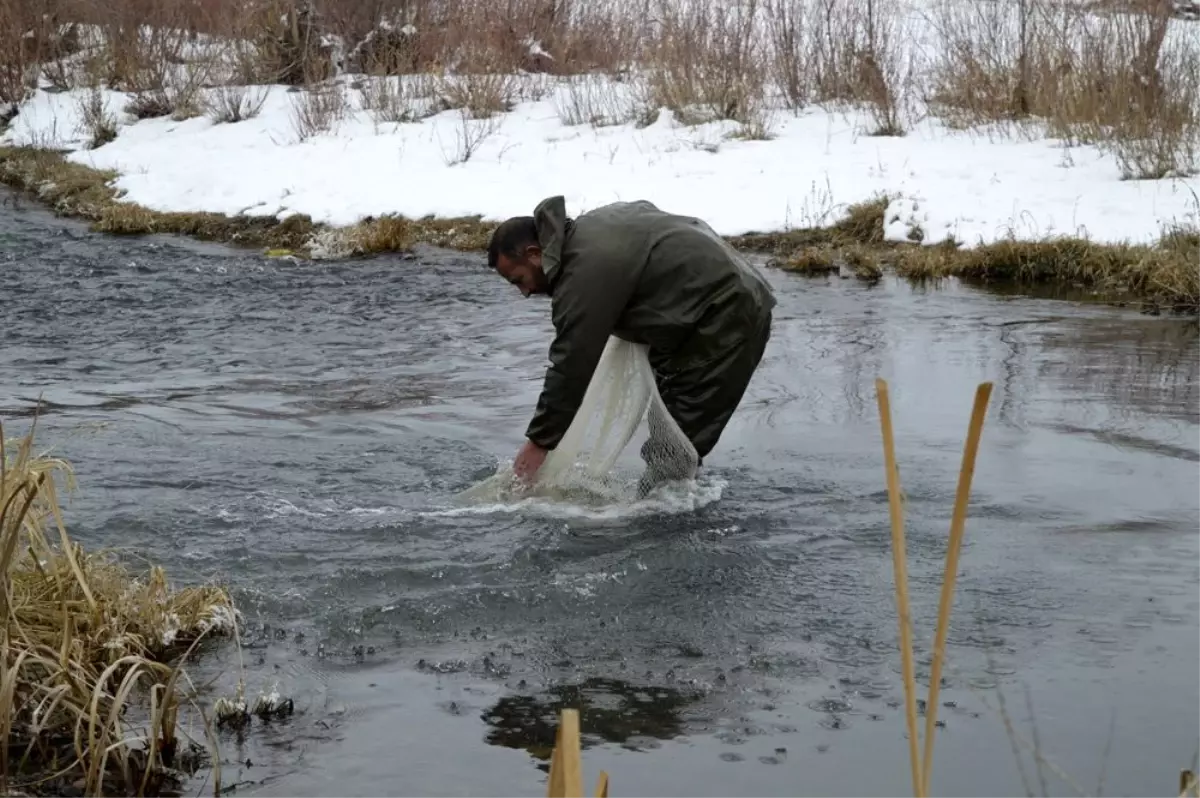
[0,414,236,796]
[874,379,993,797]
[546,708,609,798]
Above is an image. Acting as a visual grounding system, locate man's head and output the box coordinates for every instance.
[487,215,549,297]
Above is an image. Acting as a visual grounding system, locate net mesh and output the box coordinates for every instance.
[457,336,700,506]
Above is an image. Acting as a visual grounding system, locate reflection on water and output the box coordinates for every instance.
[2,192,1197,797]
[483,677,703,763]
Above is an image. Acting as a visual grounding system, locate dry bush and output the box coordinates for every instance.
[237,0,336,86]
[0,0,80,112]
[764,0,813,109]
[924,0,1049,129]
[202,83,269,122]
[641,0,775,135]
[441,105,502,165]
[926,0,1199,176]
[75,85,119,148]
[845,0,915,135]
[770,0,914,131]
[551,73,641,126]
[545,0,653,73]
[0,416,237,796]
[289,81,348,140]
[805,0,867,103]
[342,12,422,75]
[437,68,516,119]
[358,73,439,125]
[1055,3,1200,178]
[124,56,215,120]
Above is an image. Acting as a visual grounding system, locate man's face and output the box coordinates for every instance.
[495,246,548,297]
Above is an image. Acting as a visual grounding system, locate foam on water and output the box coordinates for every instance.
[425,473,726,522]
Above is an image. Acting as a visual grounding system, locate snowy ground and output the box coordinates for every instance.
[3,75,1199,248]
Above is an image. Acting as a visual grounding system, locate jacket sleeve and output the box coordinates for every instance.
[525,250,636,450]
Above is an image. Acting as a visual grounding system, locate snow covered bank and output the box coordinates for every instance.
[4,77,1198,249]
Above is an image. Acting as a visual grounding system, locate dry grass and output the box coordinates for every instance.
[0,415,236,796]
[289,81,349,141]
[924,0,1200,177]
[895,231,1200,311]
[731,195,891,254]
[0,142,1195,313]
[201,83,269,124]
[0,144,497,256]
[1,0,1195,168]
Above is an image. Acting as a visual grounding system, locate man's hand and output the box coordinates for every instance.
[512,439,549,484]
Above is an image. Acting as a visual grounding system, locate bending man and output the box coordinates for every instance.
[487,195,776,491]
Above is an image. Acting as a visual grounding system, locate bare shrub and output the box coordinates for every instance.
[358,73,440,125]
[0,1,79,110]
[849,0,915,135]
[244,0,336,86]
[764,0,814,110]
[344,14,423,75]
[771,0,912,133]
[642,0,773,130]
[437,70,516,119]
[124,56,214,121]
[1055,2,1200,178]
[548,0,652,73]
[289,82,348,141]
[923,0,1066,131]
[552,73,640,126]
[203,84,270,123]
[926,0,1199,177]
[441,105,502,165]
[75,85,118,148]
[806,0,864,103]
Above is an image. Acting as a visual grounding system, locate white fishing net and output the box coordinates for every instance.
[457,336,700,507]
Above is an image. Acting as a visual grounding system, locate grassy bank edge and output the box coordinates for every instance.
[2,144,1197,315]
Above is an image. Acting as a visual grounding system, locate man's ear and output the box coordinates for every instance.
[524,244,543,259]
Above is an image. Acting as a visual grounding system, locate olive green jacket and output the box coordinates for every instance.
[524,195,776,450]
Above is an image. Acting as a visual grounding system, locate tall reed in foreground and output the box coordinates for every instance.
[875,379,992,796]
[0,414,236,796]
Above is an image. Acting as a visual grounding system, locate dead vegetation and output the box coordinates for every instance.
[0,0,1195,310]
[3,142,1191,314]
[924,0,1200,177]
[0,0,1191,153]
[0,415,237,796]
[0,0,1194,163]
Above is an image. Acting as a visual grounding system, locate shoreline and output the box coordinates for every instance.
[1,144,1196,315]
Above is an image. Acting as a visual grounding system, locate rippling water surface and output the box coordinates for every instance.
[3,190,1198,796]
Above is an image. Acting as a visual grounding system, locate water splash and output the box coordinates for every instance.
[424,472,726,522]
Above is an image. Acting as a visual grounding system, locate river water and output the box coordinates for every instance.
[3,190,1198,797]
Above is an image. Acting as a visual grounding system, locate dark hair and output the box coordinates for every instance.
[487,215,539,270]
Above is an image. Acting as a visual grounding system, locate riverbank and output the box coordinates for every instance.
[2,0,1199,314]
[1,143,1196,313]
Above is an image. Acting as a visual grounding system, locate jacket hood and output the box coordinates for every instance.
[532,195,572,286]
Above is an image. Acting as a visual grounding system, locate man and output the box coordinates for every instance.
[487,195,776,491]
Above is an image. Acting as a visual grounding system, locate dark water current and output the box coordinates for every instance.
[2,190,1198,797]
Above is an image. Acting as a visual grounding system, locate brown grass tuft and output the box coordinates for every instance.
[0,415,236,796]
[289,81,348,141]
[75,86,118,149]
[894,232,1199,311]
[731,196,891,254]
[202,83,270,123]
